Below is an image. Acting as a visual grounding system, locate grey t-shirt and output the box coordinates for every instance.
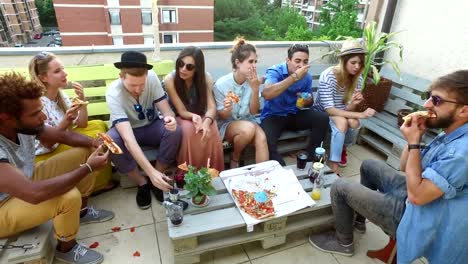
[106,70,167,128]
[0,134,36,201]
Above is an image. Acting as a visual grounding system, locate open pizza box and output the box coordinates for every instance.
[220,160,315,232]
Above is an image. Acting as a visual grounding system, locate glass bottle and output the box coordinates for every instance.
[163,201,184,226]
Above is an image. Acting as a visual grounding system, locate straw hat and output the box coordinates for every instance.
[337,39,367,57]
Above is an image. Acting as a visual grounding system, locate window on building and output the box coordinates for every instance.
[144,36,153,45]
[162,9,177,24]
[163,33,177,43]
[109,10,121,25]
[141,10,152,25]
[113,36,123,46]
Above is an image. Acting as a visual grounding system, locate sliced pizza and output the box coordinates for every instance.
[231,189,276,220]
[71,97,89,107]
[402,111,436,123]
[226,91,240,103]
[97,132,123,154]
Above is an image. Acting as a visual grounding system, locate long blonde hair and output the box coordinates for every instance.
[28,51,68,113]
[333,53,365,104]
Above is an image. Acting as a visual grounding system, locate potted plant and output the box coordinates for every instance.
[182,165,217,207]
[358,21,404,112]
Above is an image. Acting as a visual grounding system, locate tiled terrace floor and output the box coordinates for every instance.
[54,144,426,264]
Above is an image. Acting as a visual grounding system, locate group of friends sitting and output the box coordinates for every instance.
[0,39,466,264]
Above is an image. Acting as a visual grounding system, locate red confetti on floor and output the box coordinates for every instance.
[111,226,121,232]
[130,227,135,233]
[133,251,141,257]
[89,242,99,249]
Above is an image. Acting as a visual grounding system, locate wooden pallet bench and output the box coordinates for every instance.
[0,222,55,264]
[165,162,338,264]
[358,66,439,169]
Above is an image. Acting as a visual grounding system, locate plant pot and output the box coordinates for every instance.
[397,108,412,127]
[190,195,210,207]
[357,77,393,112]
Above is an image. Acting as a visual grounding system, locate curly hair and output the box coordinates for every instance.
[430,70,468,105]
[230,37,257,69]
[0,72,43,118]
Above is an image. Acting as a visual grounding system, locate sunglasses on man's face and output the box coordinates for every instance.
[133,104,155,121]
[421,91,465,106]
[177,60,196,71]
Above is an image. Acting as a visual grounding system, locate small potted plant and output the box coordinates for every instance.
[182,165,217,207]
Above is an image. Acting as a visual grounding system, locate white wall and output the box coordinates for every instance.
[383,0,468,80]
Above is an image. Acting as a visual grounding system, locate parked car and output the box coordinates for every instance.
[33,33,42,39]
[43,30,60,36]
[14,43,24,47]
[47,41,61,47]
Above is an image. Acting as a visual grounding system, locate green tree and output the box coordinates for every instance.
[35,0,57,27]
[317,0,362,39]
[262,7,310,40]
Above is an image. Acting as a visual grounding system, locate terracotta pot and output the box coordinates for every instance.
[192,195,207,206]
[357,77,393,112]
[397,109,412,127]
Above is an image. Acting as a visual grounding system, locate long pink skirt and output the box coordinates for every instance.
[176,117,225,171]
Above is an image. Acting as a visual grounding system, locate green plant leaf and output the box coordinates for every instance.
[371,65,380,84]
[201,185,217,196]
[194,194,205,204]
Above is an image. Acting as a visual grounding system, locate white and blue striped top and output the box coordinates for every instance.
[313,67,362,112]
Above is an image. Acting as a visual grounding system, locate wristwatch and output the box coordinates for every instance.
[291,73,299,82]
[407,144,422,150]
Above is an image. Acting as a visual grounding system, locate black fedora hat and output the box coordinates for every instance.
[114,51,153,70]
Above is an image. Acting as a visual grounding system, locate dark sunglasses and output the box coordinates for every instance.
[177,60,196,71]
[421,91,465,106]
[35,51,52,60]
[133,104,155,121]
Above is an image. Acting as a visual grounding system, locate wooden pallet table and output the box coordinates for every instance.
[166,163,338,264]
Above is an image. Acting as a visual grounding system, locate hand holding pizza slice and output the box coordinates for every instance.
[226,91,240,103]
[97,132,123,154]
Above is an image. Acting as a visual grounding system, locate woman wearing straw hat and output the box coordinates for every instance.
[313,39,376,174]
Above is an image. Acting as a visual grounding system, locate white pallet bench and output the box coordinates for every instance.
[166,163,338,264]
[358,66,438,169]
[0,222,55,264]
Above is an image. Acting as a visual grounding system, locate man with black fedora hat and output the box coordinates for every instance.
[106,51,182,209]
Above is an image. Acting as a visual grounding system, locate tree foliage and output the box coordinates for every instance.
[35,0,57,27]
[317,0,362,39]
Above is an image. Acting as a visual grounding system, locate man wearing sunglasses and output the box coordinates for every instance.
[309,70,468,263]
[261,44,329,165]
[106,51,182,209]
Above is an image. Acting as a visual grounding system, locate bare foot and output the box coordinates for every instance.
[328,161,341,176]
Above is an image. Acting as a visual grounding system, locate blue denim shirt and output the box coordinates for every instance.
[260,63,312,120]
[396,123,468,264]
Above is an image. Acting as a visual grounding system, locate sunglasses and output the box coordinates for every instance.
[133,104,155,121]
[35,51,52,60]
[421,91,465,106]
[177,60,196,71]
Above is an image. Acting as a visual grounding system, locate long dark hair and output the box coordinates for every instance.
[174,46,207,115]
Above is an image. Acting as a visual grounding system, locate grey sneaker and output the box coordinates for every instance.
[80,206,114,225]
[308,231,354,257]
[354,220,367,234]
[55,243,103,264]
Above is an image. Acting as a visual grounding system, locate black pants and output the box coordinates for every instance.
[260,109,329,165]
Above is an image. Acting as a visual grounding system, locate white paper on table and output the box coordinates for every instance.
[221,160,316,231]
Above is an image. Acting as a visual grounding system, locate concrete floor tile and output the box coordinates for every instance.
[348,144,386,162]
[55,224,160,264]
[77,188,154,239]
[250,243,339,264]
[242,230,309,259]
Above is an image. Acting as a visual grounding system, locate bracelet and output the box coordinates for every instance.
[80,163,93,173]
[204,116,214,124]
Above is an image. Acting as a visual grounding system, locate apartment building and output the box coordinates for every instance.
[53,0,214,46]
[0,0,42,47]
[282,0,369,30]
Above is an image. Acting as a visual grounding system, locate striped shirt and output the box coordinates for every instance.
[313,67,362,112]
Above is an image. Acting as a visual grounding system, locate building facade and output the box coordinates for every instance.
[0,0,42,47]
[281,0,369,30]
[53,0,214,46]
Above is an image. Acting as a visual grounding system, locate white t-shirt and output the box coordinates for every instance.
[106,71,166,128]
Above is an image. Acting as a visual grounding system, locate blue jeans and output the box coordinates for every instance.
[329,119,358,162]
[331,159,407,244]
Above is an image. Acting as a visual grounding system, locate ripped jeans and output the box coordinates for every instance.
[331,159,407,244]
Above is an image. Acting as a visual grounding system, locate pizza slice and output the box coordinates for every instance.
[226,91,240,103]
[402,111,436,123]
[231,189,276,220]
[71,97,89,107]
[97,132,123,154]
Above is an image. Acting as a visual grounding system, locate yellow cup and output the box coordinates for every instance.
[296,98,305,108]
[311,188,321,200]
